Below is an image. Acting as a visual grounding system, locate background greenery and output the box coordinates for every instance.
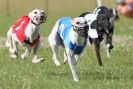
[0,0,133,89]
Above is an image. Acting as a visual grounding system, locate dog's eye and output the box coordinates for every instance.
[34,11,37,14]
[41,12,45,15]
[76,22,80,24]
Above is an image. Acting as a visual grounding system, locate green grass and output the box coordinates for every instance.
[0,0,133,89]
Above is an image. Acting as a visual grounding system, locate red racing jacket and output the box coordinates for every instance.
[12,16,40,47]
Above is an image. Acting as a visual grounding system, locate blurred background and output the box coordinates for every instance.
[0,0,127,36]
[0,1,133,89]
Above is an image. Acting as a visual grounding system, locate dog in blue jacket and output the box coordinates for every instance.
[48,17,88,81]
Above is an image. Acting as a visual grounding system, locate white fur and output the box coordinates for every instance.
[48,20,87,82]
[6,9,45,63]
[84,14,98,38]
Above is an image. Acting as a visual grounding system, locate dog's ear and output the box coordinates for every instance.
[79,12,91,17]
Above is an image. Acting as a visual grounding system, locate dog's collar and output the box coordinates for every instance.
[31,20,38,25]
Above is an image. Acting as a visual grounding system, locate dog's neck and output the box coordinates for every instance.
[31,20,38,25]
[69,28,86,46]
[24,21,40,43]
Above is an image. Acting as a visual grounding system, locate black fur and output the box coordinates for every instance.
[80,6,119,66]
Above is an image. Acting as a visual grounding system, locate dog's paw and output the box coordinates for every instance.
[32,58,44,63]
[9,48,15,54]
[10,54,17,59]
[21,54,27,60]
[74,78,79,82]
[53,59,60,66]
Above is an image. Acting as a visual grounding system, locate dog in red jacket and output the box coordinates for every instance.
[6,9,46,63]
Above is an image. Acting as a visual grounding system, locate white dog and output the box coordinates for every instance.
[48,17,88,81]
[6,9,46,63]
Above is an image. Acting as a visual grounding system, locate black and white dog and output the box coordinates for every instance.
[93,6,119,57]
[48,17,88,81]
[6,9,46,63]
[80,6,119,66]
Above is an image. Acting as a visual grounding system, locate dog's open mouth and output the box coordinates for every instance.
[79,29,88,37]
[73,26,88,37]
[39,16,45,23]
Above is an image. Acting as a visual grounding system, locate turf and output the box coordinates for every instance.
[0,0,133,89]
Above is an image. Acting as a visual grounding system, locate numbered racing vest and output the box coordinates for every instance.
[12,16,40,47]
[57,17,87,54]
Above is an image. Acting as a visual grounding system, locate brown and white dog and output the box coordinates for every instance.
[5,9,46,63]
[48,17,88,81]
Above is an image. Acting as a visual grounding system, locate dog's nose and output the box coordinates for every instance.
[40,16,45,20]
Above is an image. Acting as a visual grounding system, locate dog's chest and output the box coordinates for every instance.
[84,14,98,38]
[70,34,85,46]
[25,23,40,40]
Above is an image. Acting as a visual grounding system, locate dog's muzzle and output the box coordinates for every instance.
[32,15,46,25]
[36,15,45,24]
[73,25,88,37]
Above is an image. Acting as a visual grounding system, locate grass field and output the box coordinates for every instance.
[0,0,133,89]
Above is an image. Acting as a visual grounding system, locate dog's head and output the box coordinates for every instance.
[71,17,88,37]
[28,9,46,25]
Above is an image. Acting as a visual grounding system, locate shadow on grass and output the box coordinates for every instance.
[79,70,133,81]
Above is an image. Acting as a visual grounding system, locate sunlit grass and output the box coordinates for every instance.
[0,0,133,89]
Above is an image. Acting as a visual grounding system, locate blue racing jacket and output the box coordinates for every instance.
[57,17,87,54]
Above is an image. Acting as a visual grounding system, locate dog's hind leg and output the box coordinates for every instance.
[48,22,61,66]
[5,27,13,47]
[50,44,60,66]
[10,36,18,59]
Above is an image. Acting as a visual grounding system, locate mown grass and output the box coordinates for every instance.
[0,0,133,89]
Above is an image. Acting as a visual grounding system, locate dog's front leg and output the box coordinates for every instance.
[21,47,31,60]
[66,48,79,82]
[74,54,80,65]
[92,38,102,66]
[103,33,113,58]
[32,41,44,63]
[64,52,79,65]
